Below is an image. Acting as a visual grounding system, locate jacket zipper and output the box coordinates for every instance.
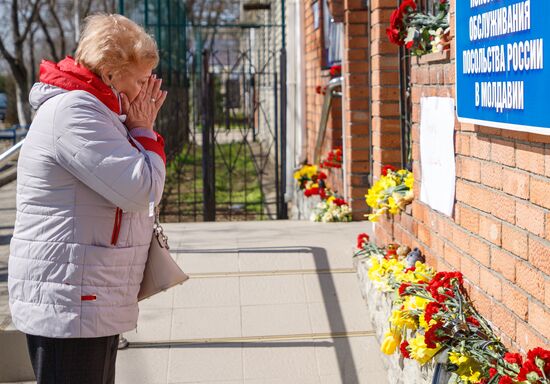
[111,207,123,245]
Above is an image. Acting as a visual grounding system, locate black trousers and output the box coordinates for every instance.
[26,334,119,384]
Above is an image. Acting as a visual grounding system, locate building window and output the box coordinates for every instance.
[321,0,342,67]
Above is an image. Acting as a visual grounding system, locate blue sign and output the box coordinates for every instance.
[456,0,550,135]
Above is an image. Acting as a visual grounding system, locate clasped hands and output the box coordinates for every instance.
[122,74,167,131]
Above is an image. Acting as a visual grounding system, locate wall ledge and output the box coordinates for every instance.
[354,256,439,384]
[415,50,451,65]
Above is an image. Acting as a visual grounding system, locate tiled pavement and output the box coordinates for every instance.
[0,181,387,383]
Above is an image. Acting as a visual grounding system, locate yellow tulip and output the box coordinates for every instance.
[380,329,401,355]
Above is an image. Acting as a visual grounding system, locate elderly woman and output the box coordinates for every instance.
[8,14,167,383]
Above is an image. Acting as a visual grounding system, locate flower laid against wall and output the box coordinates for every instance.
[329,64,342,77]
[354,236,550,384]
[365,165,414,222]
[310,195,352,222]
[294,149,351,222]
[386,0,450,56]
[321,146,343,169]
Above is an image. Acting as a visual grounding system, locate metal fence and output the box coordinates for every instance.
[120,1,287,222]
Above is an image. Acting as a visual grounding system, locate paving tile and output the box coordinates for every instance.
[125,308,172,343]
[313,337,387,381]
[303,273,365,303]
[242,340,318,380]
[172,277,240,308]
[175,251,240,274]
[238,251,302,272]
[116,348,169,384]
[171,306,241,339]
[307,301,374,334]
[168,344,243,383]
[139,289,175,310]
[240,275,307,305]
[299,251,354,270]
[241,303,311,336]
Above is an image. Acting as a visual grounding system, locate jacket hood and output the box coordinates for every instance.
[32,56,121,114]
[29,83,67,110]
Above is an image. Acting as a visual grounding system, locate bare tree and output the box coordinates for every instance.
[0,0,41,125]
[0,0,117,125]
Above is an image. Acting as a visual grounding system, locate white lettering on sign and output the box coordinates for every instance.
[470,0,496,8]
[463,45,507,74]
[469,0,531,41]
[479,81,524,112]
[506,38,544,71]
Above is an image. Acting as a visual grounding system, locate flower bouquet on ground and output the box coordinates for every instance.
[311,195,352,223]
[386,0,450,56]
[365,165,414,222]
[356,235,550,384]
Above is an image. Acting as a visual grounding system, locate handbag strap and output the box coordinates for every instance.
[152,205,170,250]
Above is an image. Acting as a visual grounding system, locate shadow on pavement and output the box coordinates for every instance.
[164,245,362,383]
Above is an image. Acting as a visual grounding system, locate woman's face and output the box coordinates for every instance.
[109,62,155,103]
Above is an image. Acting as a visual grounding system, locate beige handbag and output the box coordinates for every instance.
[138,210,189,301]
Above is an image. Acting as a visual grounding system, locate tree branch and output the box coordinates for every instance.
[17,0,42,45]
[47,0,66,56]
[37,10,60,61]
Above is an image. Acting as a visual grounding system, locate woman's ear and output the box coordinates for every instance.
[101,72,113,86]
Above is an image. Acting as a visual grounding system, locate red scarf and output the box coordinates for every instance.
[39,56,121,114]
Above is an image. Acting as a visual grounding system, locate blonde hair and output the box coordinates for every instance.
[75,14,159,79]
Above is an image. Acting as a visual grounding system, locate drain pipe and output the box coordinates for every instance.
[339,27,349,203]
[313,76,342,164]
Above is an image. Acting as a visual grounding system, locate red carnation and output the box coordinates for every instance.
[489,368,497,378]
[329,64,342,77]
[504,352,523,366]
[398,0,416,14]
[405,40,414,49]
[381,165,398,176]
[526,347,550,374]
[318,172,327,180]
[398,283,410,296]
[427,272,464,302]
[498,376,513,384]
[400,341,411,358]
[517,360,543,381]
[466,316,480,327]
[424,302,441,323]
[356,233,370,249]
[333,198,347,206]
[386,27,402,45]
[424,321,445,349]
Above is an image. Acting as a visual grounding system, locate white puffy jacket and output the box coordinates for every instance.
[8,83,166,338]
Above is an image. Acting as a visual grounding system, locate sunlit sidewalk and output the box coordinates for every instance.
[0,180,388,383]
[116,220,387,384]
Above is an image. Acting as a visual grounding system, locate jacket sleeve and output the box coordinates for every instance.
[52,91,166,212]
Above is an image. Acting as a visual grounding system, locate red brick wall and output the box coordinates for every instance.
[304,0,343,195]
[373,0,550,352]
[342,0,371,218]
[303,0,370,202]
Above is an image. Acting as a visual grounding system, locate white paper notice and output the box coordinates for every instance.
[420,97,456,217]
